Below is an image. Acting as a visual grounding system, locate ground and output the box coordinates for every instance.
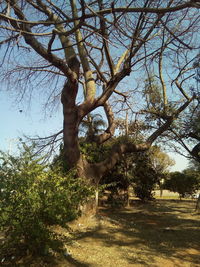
[8,199,199,267]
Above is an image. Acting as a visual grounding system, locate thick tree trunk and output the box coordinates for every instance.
[61,79,81,168]
[61,79,100,214]
[63,108,80,168]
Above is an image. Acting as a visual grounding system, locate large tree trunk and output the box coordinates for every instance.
[62,105,80,168]
[61,75,81,168]
[61,78,100,215]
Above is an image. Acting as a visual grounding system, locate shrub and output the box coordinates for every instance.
[0,145,92,261]
[132,154,159,201]
[164,171,199,199]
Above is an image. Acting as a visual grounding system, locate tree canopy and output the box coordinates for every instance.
[164,170,200,199]
[1,1,200,184]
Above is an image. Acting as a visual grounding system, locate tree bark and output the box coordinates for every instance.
[61,79,81,168]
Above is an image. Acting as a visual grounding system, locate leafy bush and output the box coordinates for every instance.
[132,154,159,201]
[0,145,92,260]
[164,171,199,199]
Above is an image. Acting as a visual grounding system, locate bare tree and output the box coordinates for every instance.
[0,0,200,185]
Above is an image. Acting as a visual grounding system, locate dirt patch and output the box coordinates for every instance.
[2,200,200,266]
[63,200,200,267]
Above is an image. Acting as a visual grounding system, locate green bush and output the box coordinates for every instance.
[132,154,159,201]
[0,145,92,260]
[164,171,199,199]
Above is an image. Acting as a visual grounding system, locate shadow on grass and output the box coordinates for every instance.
[74,199,200,266]
[1,254,92,267]
[63,254,92,267]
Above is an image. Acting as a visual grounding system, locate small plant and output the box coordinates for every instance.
[0,145,92,261]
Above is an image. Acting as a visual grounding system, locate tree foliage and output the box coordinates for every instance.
[164,170,200,199]
[99,143,174,203]
[132,152,158,201]
[150,146,175,174]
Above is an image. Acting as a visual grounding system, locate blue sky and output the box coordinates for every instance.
[168,152,189,172]
[0,88,189,171]
[0,89,63,152]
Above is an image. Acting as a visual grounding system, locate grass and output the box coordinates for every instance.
[1,199,200,266]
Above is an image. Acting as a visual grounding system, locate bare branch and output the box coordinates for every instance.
[147,96,196,144]
[97,0,114,77]
[93,101,116,144]
[70,0,96,101]
[160,18,194,50]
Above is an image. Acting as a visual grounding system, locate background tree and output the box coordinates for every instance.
[0,1,200,187]
[80,113,106,142]
[185,162,200,212]
[164,171,200,199]
[150,146,175,196]
[131,147,174,201]
[131,152,159,201]
[100,145,174,203]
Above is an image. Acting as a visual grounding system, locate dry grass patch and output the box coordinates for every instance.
[2,199,200,267]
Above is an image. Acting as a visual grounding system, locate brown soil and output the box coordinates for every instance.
[3,200,200,267]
